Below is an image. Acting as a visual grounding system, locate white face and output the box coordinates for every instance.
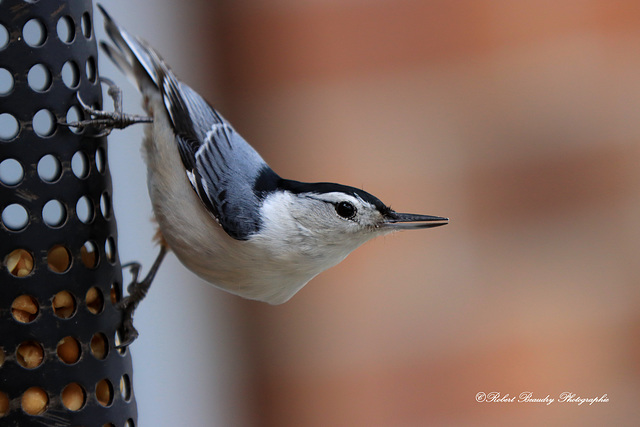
[289,192,391,245]
[253,189,445,300]
[250,190,389,284]
[258,190,446,255]
[257,190,391,262]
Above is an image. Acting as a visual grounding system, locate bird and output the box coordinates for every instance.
[85,5,448,345]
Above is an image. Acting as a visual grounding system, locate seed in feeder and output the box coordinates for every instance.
[17,341,44,369]
[52,290,75,318]
[11,295,38,323]
[21,387,48,415]
[57,337,80,364]
[86,287,103,314]
[96,379,113,407]
[47,245,70,273]
[90,333,107,360]
[5,249,33,277]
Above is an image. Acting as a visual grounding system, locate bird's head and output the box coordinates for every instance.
[293,183,446,236]
[258,181,447,268]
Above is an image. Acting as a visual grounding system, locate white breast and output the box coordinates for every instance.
[140,96,322,304]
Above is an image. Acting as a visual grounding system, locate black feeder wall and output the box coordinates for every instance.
[0,0,137,425]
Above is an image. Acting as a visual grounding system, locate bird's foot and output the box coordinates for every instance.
[116,246,168,349]
[58,77,152,137]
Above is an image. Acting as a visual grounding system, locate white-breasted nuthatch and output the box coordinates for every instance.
[84,6,447,345]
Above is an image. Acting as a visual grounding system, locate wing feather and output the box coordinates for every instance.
[99,5,278,240]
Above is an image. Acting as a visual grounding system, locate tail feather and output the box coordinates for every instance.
[99,41,135,81]
[98,3,164,91]
[98,4,209,139]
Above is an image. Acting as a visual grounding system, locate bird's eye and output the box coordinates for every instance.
[335,201,357,219]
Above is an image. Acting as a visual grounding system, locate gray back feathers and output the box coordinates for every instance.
[99,5,274,240]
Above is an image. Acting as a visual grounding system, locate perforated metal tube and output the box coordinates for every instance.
[0,0,137,425]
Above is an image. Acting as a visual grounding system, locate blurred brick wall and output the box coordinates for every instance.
[194,1,640,425]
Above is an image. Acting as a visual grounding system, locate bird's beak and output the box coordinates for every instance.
[382,212,449,230]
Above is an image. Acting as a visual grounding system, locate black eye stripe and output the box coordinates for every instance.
[335,201,357,219]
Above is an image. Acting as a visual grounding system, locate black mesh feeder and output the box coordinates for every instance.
[0,0,137,425]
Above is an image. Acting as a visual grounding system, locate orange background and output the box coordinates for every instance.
[105,1,640,425]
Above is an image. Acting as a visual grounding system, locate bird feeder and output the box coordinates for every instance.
[0,0,137,425]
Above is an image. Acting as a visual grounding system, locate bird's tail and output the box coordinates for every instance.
[97,4,168,93]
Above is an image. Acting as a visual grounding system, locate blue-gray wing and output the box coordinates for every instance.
[170,83,277,240]
[98,6,277,240]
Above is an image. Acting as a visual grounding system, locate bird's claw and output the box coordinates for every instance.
[121,261,142,293]
[58,76,152,137]
[116,296,139,349]
[115,247,168,348]
[115,261,143,349]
